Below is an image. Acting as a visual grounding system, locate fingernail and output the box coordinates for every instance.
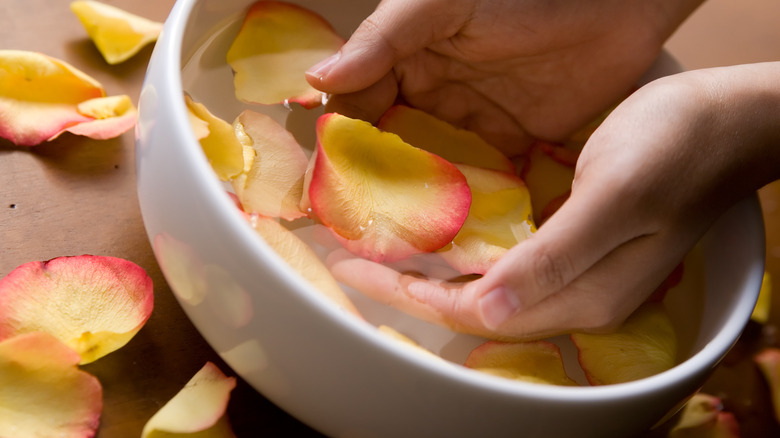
[306,52,340,81]
[478,286,520,330]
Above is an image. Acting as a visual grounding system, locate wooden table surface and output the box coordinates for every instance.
[1,0,778,437]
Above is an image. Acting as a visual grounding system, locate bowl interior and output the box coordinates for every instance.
[169,0,764,396]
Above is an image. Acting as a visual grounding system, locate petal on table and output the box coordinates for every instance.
[141,362,237,438]
[0,332,102,438]
[0,255,154,364]
[0,50,105,146]
[668,393,740,438]
[53,94,137,140]
[755,347,780,424]
[70,0,163,64]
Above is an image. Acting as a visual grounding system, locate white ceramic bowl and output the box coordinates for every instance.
[136,0,766,436]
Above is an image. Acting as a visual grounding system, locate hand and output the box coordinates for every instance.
[328,63,780,340]
[306,0,702,156]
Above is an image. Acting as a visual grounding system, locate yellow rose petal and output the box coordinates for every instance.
[0,50,105,146]
[0,255,154,364]
[142,362,237,438]
[70,0,163,64]
[0,332,102,438]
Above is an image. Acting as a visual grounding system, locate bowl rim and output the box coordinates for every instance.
[147,0,766,402]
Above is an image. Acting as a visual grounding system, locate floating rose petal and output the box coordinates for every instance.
[308,113,471,262]
[520,141,577,224]
[251,216,361,317]
[226,0,344,108]
[0,332,102,438]
[668,393,740,438]
[377,325,441,360]
[70,0,163,64]
[0,255,154,364]
[439,164,535,275]
[377,105,515,173]
[755,348,780,424]
[570,303,677,385]
[464,340,577,386]
[185,95,245,181]
[141,362,236,438]
[0,50,105,146]
[232,110,309,220]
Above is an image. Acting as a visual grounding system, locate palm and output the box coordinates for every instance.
[320,0,684,156]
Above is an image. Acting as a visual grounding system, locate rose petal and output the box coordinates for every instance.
[308,113,471,262]
[571,303,677,385]
[0,50,105,146]
[464,340,578,386]
[251,216,361,317]
[0,255,154,364]
[52,95,137,140]
[185,95,245,181]
[0,332,102,438]
[70,0,163,65]
[377,325,441,360]
[232,110,309,221]
[141,362,236,438]
[755,348,780,424]
[438,164,535,275]
[226,0,344,108]
[751,271,772,324]
[520,141,577,225]
[668,393,741,438]
[377,105,516,173]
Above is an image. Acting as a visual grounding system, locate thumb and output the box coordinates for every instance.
[306,0,467,93]
[475,180,640,330]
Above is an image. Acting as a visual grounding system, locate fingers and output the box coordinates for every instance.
[323,71,399,124]
[306,0,467,94]
[478,176,644,314]
[329,228,689,341]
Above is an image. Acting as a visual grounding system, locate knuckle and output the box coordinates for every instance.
[531,251,573,293]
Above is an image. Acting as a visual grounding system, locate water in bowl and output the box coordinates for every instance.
[180,11,706,386]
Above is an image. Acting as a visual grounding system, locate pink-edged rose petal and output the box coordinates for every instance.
[141,361,236,438]
[377,105,516,173]
[464,340,578,386]
[438,164,535,275]
[570,303,677,385]
[755,347,780,424]
[232,110,309,220]
[308,113,471,262]
[668,393,741,438]
[70,0,163,65]
[226,0,344,108]
[53,94,137,141]
[0,50,105,146]
[0,255,154,364]
[0,332,102,438]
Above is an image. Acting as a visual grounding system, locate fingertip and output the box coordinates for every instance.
[305,52,341,88]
